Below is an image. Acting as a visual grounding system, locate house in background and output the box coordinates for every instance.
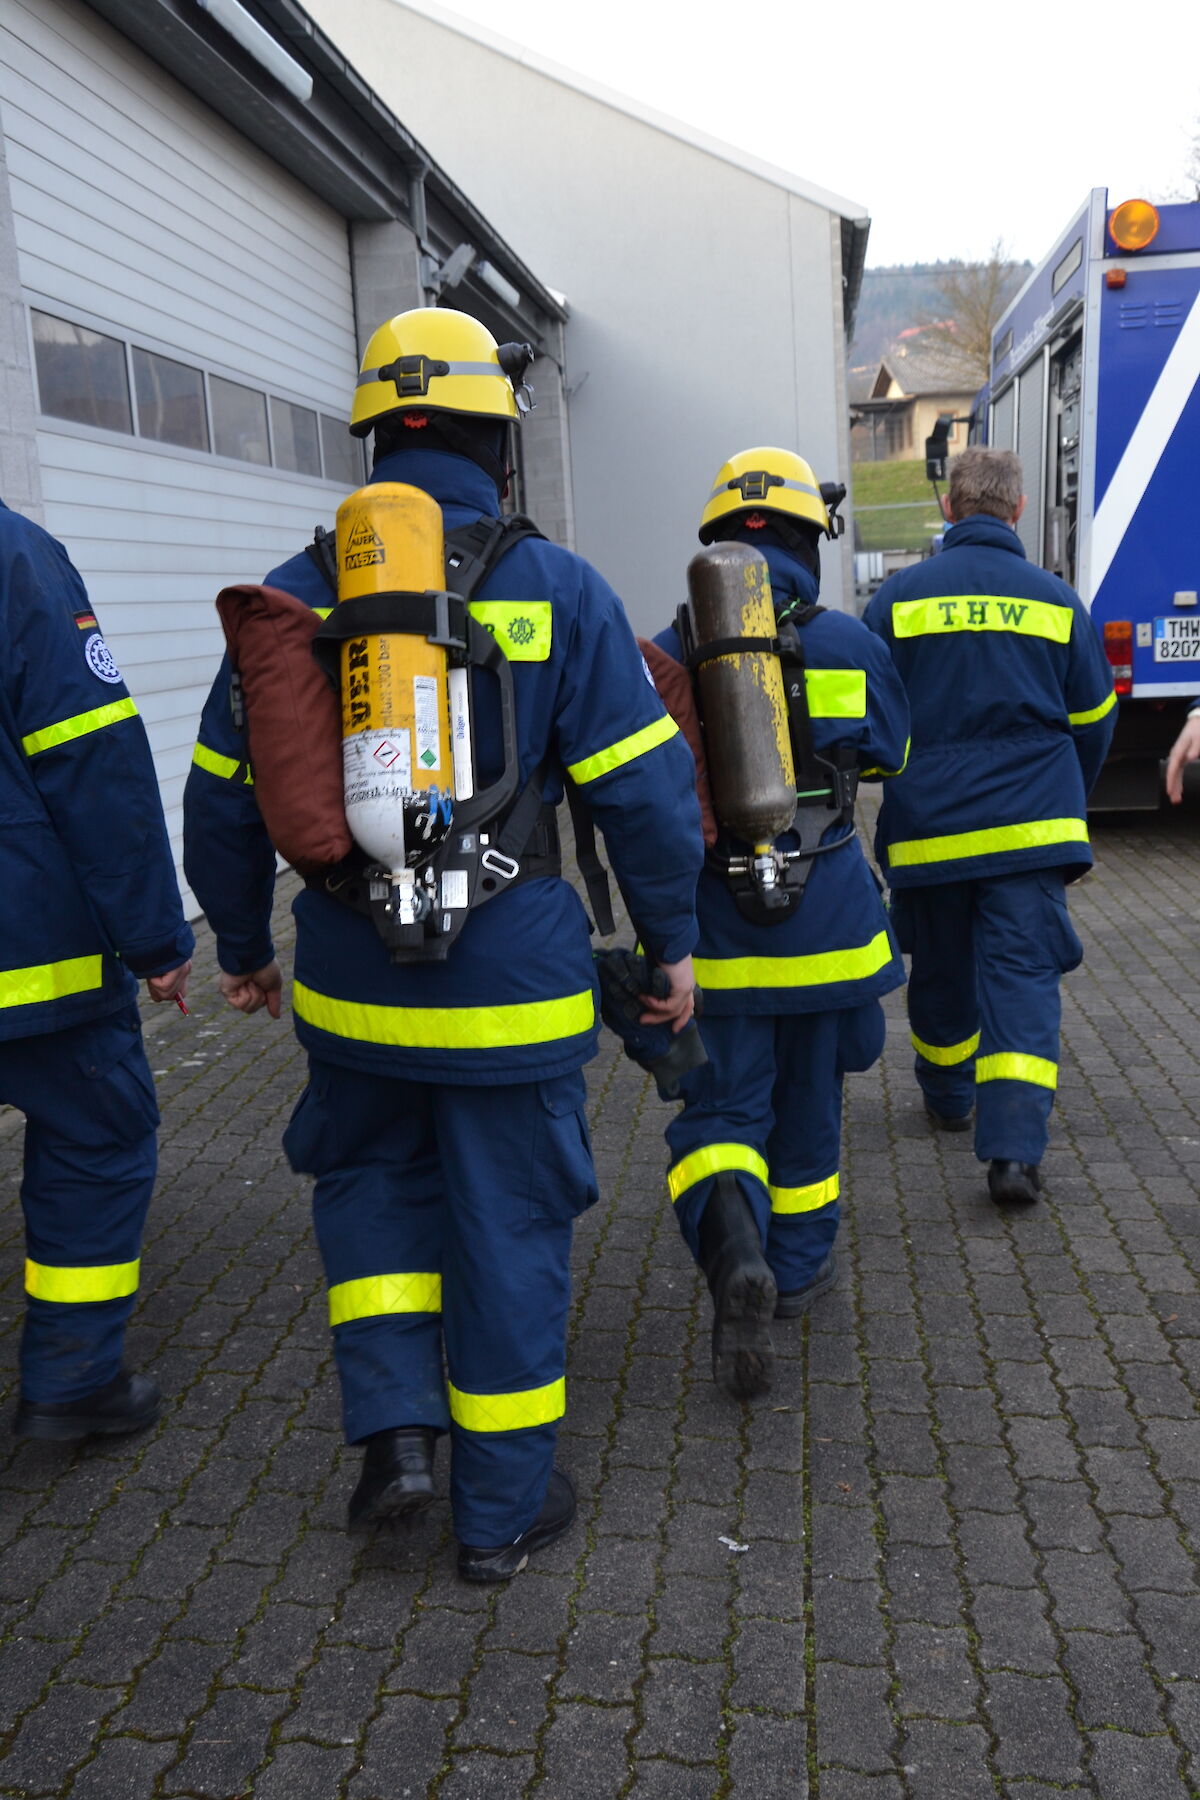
[850,333,978,463]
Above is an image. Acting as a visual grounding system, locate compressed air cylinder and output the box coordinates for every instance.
[337,482,453,873]
[686,543,797,843]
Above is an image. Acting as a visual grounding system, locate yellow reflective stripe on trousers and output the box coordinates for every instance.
[566,713,678,785]
[769,1172,840,1214]
[976,1053,1058,1090]
[911,1030,980,1067]
[328,1272,442,1326]
[694,929,893,992]
[1068,689,1117,728]
[22,696,138,757]
[192,742,253,784]
[888,818,1089,869]
[448,1376,566,1433]
[892,595,1074,643]
[805,670,866,718]
[293,980,595,1049]
[25,1258,139,1303]
[667,1143,769,1203]
[0,955,103,1010]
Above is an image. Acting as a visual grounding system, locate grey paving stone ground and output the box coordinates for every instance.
[1,793,1199,1798]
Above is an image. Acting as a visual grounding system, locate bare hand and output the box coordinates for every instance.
[219,960,284,1019]
[1165,715,1200,804]
[639,954,696,1034]
[147,960,191,1003]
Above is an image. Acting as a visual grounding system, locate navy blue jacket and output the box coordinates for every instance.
[863,515,1117,889]
[655,538,910,1016]
[0,501,193,1041]
[183,447,702,1084]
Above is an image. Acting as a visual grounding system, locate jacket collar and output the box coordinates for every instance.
[748,539,821,614]
[943,514,1027,557]
[370,446,501,519]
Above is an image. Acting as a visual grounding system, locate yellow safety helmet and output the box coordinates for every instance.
[351,307,529,437]
[699,447,830,543]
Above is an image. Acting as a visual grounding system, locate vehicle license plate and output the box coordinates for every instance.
[1153,615,1200,661]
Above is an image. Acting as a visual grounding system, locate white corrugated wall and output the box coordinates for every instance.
[0,0,360,906]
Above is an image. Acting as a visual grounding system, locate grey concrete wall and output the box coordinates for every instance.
[302,0,854,629]
[0,108,42,522]
[349,218,425,358]
[522,319,575,549]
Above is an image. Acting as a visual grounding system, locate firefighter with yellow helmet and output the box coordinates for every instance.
[652,448,911,1397]
[183,309,703,1579]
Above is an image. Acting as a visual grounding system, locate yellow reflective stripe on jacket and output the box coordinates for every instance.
[769,1172,840,1214]
[892,595,1074,643]
[293,980,595,1050]
[694,929,893,992]
[1068,689,1117,728]
[567,713,678,785]
[888,818,1088,869]
[328,1272,442,1327]
[862,736,911,779]
[25,1258,139,1303]
[192,742,254,785]
[667,1143,769,1203]
[0,955,104,1011]
[468,600,553,661]
[22,696,138,757]
[976,1052,1058,1090]
[805,670,866,718]
[911,1030,980,1067]
[448,1376,566,1433]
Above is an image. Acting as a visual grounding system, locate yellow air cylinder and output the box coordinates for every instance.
[686,543,796,845]
[337,482,453,872]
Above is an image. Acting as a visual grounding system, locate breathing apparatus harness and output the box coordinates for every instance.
[677,593,859,926]
[302,513,564,962]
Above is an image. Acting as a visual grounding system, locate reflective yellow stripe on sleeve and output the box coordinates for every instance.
[976,1053,1057,1090]
[567,713,678,785]
[667,1143,769,1203]
[888,819,1088,869]
[862,736,911,778]
[805,670,866,718]
[694,929,894,992]
[448,1376,566,1433]
[191,742,254,785]
[1068,690,1117,728]
[911,1030,980,1067]
[769,1172,840,1214]
[328,1272,442,1326]
[0,955,104,1010]
[25,1258,139,1303]
[293,981,594,1050]
[22,696,138,757]
[892,595,1074,642]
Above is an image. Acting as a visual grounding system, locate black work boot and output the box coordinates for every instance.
[775,1249,839,1319]
[458,1466,576,1583]
[697,1173,776,1399]
[347,1427,436,1533]
[987,1160,1041,1207]
[925,1102,973,1134]
[13,1369,161,1442]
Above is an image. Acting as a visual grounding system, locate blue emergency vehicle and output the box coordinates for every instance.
[974,190,1200,806]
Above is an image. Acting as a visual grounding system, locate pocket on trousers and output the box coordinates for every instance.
[836,1000,887,1076]
[72,1009,160,1147]
[282,1066,338,1176]
[1033,870,1084,975]
[529,1071,600,1225]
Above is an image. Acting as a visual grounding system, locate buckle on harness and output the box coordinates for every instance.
[481,847,520,882]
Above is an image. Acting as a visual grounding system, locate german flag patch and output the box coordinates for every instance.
[74,610,98,631]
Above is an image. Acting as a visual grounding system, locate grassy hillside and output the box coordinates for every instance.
[853,459,943,552]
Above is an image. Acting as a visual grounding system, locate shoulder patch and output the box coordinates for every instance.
[468,600,553,662]
[73,610,98,631]
[641,655,657,688]
[84,632,123,685]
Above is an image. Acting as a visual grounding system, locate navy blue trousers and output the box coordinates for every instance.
[890,870,1083,1165]
[665,1004,885,1294]
[283,1058,598,1548]
[0,1005,158,1403]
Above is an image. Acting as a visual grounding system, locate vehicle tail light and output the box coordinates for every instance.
[1104,620,1133,696]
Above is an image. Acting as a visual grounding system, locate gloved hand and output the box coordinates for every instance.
[594,948,707,1101]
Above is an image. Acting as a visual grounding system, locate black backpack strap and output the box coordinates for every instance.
[563,779,617,938]
[304,525,339,595]
[444,513,546,601]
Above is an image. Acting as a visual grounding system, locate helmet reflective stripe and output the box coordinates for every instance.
[706,473,823,505]
[356,361,508,387]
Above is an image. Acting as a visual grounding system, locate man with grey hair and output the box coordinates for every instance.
[862,447,1116,1206]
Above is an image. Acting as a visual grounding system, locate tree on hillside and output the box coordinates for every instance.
[916,242,1026,387]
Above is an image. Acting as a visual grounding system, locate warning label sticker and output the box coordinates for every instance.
[413,675,441,772]
[441,868,469,912]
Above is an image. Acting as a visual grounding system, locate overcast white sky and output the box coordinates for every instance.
[411,0,1200,267]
